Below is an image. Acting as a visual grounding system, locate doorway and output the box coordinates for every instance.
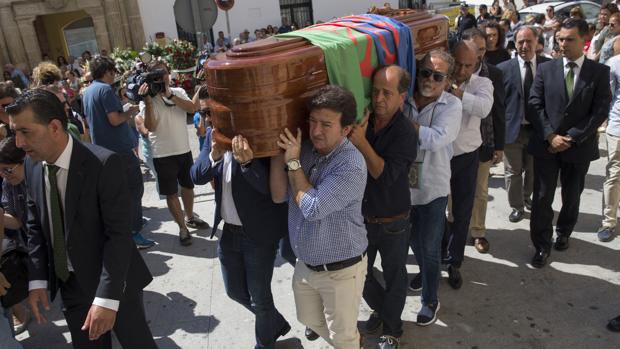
[279,0,313,29]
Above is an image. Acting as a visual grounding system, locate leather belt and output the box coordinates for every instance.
[364,212,409,224]
[306,252,366,272]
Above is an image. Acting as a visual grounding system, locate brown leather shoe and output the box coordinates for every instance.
[474,237,490,253]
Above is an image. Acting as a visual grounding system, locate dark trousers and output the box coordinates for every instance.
[218,223,289,349]
[443,149,479,268]
[121,153,144,233]
[410,196,448,305]
[530,156,590,252]
[60,275,156,349]
[362,218,410,338]
[279,235,296,266]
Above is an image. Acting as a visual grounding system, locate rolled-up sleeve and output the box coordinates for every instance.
[462,77,493,119]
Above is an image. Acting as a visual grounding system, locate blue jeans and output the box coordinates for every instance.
[0,308,21,349]
[363,218,411,337]
[218,224,289,349]
[410,196,448,305]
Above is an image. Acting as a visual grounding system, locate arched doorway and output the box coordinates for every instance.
[35,10,97,62]
[63,17,98,58]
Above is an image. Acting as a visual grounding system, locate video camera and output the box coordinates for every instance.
[125,68,167,103]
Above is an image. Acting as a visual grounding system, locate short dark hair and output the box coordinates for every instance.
[421,49,455,78]
[308,85,357,127]
[147,60,170,73]
[0,82,18,100]
[6,89,68,129]
[198,85,209,99]
[0,136,25,164]
[461,27,487,41]
[90,56,117,80]
[372,65,411,94]
[561,18,588,38]
[603,3,619,14]
[479,4,487,10]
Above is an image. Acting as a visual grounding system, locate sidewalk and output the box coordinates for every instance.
[16,129,620,348]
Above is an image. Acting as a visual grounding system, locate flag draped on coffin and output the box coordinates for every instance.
[279,14,415,121]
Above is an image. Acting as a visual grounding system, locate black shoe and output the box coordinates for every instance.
[277,322,291,338]
[554,235,570,251]
[179,228,193,246]
[524,198,532,211]
[416,302,441,326]
[365,311,383,333]
[607,315,620,332]
[531,250,549,268]
[447,265,462,289]
[409,273,422,291]
[305,327,319,341]
[509,209,524,223]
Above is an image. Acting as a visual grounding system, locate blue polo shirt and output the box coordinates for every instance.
[82,80,137,154]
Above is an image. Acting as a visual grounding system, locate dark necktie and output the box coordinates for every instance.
[47,164,69,282]
[523,61,534,121]
[566,61,577,99]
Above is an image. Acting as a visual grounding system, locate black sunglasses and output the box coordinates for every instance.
[419,68,448,82]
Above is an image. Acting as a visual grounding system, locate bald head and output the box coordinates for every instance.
[453,41,478,84]
[372,65,410,119]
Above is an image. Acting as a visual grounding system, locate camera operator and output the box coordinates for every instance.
[139,61,209,246]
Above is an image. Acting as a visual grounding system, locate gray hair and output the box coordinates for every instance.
[421,49,455,78]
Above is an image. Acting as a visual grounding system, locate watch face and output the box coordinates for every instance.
[287,159,301,170]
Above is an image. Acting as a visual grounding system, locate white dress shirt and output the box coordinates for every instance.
[452,74,494,156]
[210,151,243,226]
[518,55,538,90]
[29,137,119,311]
[563,55,585,92]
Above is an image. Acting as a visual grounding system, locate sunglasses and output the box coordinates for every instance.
[1,164,19,176]
[419,68,448,82]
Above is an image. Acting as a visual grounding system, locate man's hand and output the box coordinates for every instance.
[211,128,226,161]
[277,128,302,162]
[81,305,117,341]
[0,272,10,296]
[28,288,50,324]
[547,133,572,153]
[493,150,503,165]
[232,135,254,164]
[348,116,369,148]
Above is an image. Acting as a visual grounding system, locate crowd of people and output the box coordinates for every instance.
[0,3,619,349]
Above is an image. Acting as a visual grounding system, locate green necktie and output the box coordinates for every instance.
[47,164,69,282]
[566,62,576,99]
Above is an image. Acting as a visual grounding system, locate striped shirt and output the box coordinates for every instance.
[288,138,368,266]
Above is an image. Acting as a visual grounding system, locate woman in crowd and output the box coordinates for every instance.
[484,21,511,65]
[56,55,69,72]
[570,6,585,21]
[588,3,619,61]
[490,0,503,21]
[502,9,522,48]
[600,13,620,64]
[31,61,62,88]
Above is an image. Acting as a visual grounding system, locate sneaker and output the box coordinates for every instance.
[416,302,440,326]
[597,227,615,242]
[132,232,156,249]
[365,311,383,334]
[378,335,400,349]
[409,273,422,292]
[179,228,193,246]
[185,215,210,229]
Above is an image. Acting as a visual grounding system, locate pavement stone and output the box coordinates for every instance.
[15,127,620,348]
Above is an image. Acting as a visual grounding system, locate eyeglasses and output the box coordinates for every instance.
[419,68,448,82]
[1,164,19,176]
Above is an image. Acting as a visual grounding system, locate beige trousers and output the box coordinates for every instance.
[292,256,367,349]
[470,160,493,238]
[603,133,620,228]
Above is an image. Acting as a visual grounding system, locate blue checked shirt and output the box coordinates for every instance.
[288,138,368,266]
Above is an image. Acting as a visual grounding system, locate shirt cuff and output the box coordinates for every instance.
[93,297,120,312]
[29,280,47,291]
[209,151,223,165]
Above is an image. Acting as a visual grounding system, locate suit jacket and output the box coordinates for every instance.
[25,138,152,301]
[498,55,550,145]
[479,62,506,157]
[528,57,612,162]
[190,130,288,245]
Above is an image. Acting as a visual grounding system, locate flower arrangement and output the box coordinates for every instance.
[110,47,139,73]
[164,39,197,70]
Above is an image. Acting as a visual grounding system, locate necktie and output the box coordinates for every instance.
[566,62,577,99]
[523,61,534,115]
[47,164,69,282]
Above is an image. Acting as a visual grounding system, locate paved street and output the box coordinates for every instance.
[16,125,620,348]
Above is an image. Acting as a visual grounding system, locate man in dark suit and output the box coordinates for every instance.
[191,130,291,348]
[7,89,156,348]
[528,18,612,268]
[462,28,506,254]
[498,26,550,223]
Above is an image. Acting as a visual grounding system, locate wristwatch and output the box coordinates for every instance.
[286,159,301,171]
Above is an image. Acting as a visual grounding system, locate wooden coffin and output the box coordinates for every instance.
[205,9,448,158]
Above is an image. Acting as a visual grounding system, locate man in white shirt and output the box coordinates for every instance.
[443,41,493,289]
[139,61,209,246]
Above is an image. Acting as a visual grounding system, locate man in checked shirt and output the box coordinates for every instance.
[270,85,368,349]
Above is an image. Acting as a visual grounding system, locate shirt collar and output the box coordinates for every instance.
[312,138,349,160]
[44,136,73,171]
[517,54,537,67]
[563,55,585,69]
